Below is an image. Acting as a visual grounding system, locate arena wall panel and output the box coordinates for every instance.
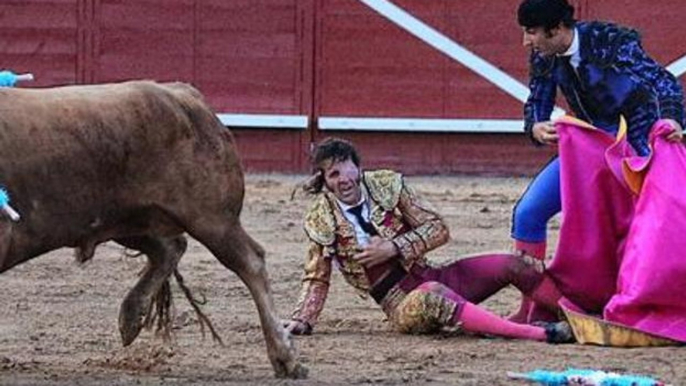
[0,0,684,175]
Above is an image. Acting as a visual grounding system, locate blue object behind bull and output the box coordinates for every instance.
[509,368,663,385]
[0,188,9,208]
[0,71,17,87]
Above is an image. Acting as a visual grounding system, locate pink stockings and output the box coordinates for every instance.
[413,281,546,341]
[404,252,562,341]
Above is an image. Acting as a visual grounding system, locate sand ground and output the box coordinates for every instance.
[0,174,683,385]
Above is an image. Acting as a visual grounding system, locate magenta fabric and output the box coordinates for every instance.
[396,253,546,304]
[551,118,686,342]
[603,121,686,341]
[548,119,634,314]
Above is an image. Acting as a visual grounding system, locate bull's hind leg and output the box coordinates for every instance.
[115,235,187,346]
[190,219,306,379]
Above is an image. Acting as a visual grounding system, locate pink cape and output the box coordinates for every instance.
[551,117,686,342]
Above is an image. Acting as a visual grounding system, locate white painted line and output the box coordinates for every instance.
[319,116,526,133]
[359,0,529,102]
[357,0,565,116]
[667,56,686,78]
[216,113,308,129]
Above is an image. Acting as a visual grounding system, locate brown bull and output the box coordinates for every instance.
[0,80,305,378]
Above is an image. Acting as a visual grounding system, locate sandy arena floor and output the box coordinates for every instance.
[1,174,683,385]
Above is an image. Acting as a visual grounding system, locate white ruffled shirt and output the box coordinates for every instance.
[559,27,581,68]
[336,196,373,246]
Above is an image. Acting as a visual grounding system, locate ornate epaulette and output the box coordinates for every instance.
[303,194,336,246]
[581,21,640,68]
[363,170,403,210]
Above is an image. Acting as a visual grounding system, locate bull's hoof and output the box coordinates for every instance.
[119,318,144,346]
[274,361,308,379]
[118,301,145,346]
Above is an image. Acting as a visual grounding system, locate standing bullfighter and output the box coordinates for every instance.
[509,0,685,323]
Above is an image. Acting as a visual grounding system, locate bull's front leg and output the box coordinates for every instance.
[193,221,307,379]
[247,264,307,379]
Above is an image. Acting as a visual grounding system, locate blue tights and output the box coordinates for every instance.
[511,157,561,243]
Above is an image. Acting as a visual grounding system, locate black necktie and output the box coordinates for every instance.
[347,204,378,236]
[559,55,594,116]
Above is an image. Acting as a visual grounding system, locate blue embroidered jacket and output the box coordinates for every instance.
[524,21,685,155]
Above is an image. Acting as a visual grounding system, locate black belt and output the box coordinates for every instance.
[370,264,407,303]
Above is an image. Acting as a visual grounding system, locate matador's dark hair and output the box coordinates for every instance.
[299,137,361,195]
[312,137,360,170]
[518,0,576,31]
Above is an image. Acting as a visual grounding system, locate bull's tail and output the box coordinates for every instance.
[172,269,224,345]
[141,268,224,346]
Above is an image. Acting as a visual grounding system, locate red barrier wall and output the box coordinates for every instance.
[1,0,684,175]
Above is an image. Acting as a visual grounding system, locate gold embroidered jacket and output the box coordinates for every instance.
[291,170,450,328]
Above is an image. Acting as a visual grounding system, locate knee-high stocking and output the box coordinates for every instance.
[508,240,546,323]
[457,302,546,341]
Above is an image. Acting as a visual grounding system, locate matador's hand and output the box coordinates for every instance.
[352,236,398,268]
[283,319,312,335]
[662,119,684,142]
[532,121,558,145]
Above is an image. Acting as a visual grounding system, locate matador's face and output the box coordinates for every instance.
[322,158,362,205]
[522,26,567,57]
